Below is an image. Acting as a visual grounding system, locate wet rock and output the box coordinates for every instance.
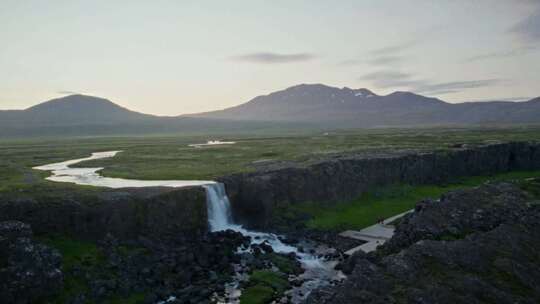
[280,237,299,245]
[286,252,297,260]
[290,278,304,287]
[251,245,263,256]
[335,250,368,275]
[259,241,274,253]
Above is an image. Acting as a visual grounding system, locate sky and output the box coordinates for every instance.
[1,0,539,116]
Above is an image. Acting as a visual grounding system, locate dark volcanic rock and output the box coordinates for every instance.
[307,183,540,304]
[53,229,249,304]
[0,221,63,304]
[220,142,540,229]
[378,182,530,255]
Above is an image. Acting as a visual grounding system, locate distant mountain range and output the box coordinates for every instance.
[0,95,288,137]
[191,84,540,127]
[1,84,539,137]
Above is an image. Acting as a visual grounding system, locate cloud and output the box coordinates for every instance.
[367,55,403,66]
[369,39,419,55]
[415,79,504,95]
[338,39,416,67]
[465,6,540,63]
[510,7,540,44]
[337,59,362,66]
[359,70,504,95]
[340,27,444,68]
[231,52,315,64]
[360,70,412,80]
[337,55,402,67]
[465,45,538,62]
[359,70,422,88]
[57,91,81,95]
[467,96,533,102]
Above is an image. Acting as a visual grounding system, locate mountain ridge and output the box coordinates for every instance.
[189,84,539,127]
[0,84,539,137]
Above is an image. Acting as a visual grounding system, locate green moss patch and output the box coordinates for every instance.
[240,270,290,304]
[240,284,275,304]
[267,254,302,275]
[39,236,104,269]
[249,270,290,294]
[38,236,146,304]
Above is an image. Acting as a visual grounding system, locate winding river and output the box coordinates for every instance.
[34,151,343,303]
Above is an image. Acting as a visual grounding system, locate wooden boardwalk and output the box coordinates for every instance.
[340,210,413,255]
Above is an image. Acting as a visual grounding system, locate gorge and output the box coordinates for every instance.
[32,150,343,303]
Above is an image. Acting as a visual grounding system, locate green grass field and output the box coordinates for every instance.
[289,170,540,231]
[2,126,539,192]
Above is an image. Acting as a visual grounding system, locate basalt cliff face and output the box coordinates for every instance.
[0,186,207,241]
[220,142,540,229]
[0,186,227,303]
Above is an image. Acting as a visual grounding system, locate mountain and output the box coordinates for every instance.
[191,84,540,127]
[1,85,539,138]
[0,95,299,138]
[0,95,154,127]
[24,95,153,124]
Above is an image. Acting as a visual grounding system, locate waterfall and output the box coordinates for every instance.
[203,183,307,254]
[204,183,235,232]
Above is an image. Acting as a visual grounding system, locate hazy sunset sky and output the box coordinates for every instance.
[1,0,539,115]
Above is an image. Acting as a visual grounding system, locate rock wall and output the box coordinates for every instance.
[219,142,540,228]
[0,186,208,241]
[307,182,540,304]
